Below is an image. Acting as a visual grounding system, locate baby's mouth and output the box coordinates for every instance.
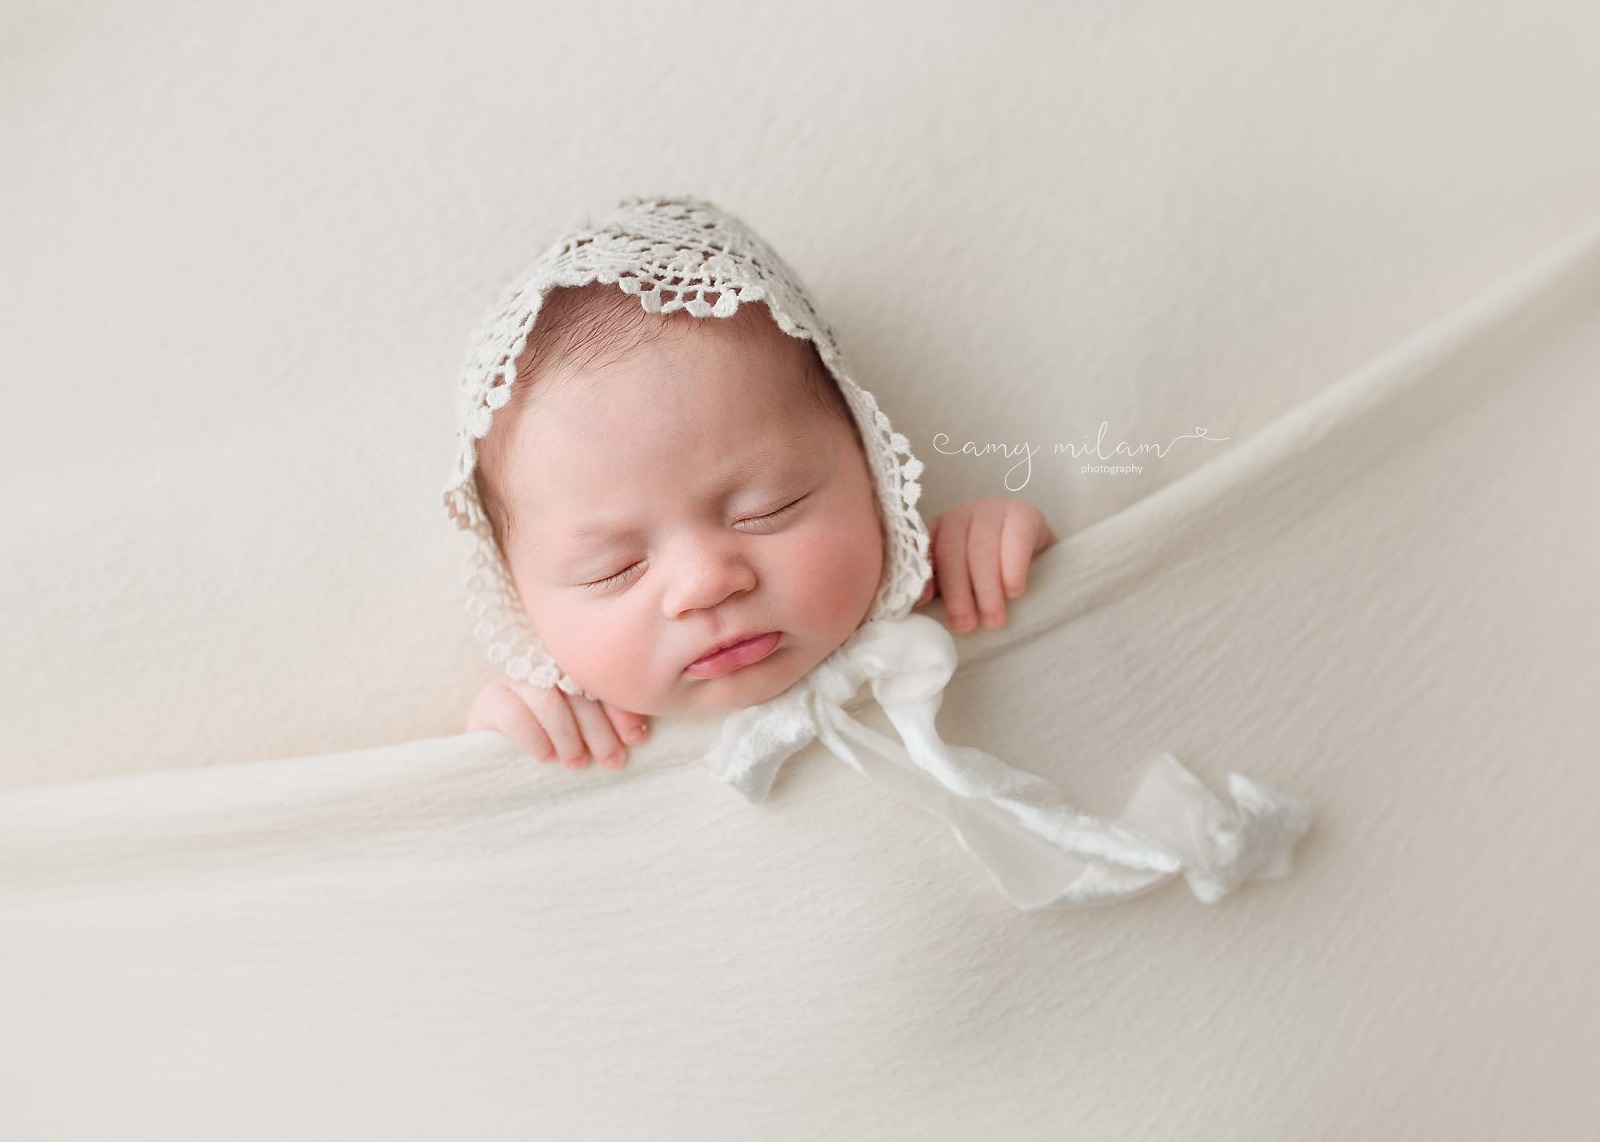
[684,632,782,679]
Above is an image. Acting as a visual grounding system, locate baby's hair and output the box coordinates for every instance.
[474,282,857,557]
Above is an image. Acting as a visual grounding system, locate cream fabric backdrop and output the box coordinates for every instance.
[4,3,1600,1139]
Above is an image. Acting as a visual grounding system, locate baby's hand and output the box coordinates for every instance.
[916,498,1058,632]
[465,677,650,770]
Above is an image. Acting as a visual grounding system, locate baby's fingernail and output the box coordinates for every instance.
[626,725,647,743]
[981,611,1004,628]
[601,752,624,769]
[564,756,586,769]
[951,614,975,632]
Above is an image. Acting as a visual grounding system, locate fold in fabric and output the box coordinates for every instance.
[704,614,1313,910]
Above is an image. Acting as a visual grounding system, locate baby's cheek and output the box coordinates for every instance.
[579,633,652,700]
[788,521,884,633]
[536,608,653,708]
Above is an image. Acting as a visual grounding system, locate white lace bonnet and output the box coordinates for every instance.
[442,196,933,696]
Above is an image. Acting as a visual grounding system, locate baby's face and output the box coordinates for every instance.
[488,310,885,715]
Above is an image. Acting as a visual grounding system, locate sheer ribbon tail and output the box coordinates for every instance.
[1115,752,1315,904]
[852,697,1182,909]
[702,688,819,802]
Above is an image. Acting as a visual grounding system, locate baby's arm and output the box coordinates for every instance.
[466,679,650,770]
[916,498,1058,631]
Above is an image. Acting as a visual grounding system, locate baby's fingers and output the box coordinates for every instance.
[1000,504,1056,598]
[469,680,556,762]
[601,702,651,751]
[511,681,585,766]
[569,697,628,770]
[964,514,1009,628]
[999,507,1041,599]
[933,513,977,632]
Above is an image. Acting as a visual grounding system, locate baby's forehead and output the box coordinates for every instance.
[506,294,821,429]
[519,344,829,455]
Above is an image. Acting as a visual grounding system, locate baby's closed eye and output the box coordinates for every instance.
[581,563,645,592]
[574,495,812,593]
[735,494,808,530]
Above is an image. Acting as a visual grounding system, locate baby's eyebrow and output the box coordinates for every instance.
[566,518,637,544]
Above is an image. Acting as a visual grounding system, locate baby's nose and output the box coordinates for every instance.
[662,545,757,618]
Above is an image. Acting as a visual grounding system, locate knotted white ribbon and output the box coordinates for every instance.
[705,614,1313,910]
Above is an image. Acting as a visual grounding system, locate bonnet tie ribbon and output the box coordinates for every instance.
[704,614,1313,910]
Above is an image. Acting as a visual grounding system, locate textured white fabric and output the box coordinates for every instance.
[3,217,1599,1137]
[443,196,932,696]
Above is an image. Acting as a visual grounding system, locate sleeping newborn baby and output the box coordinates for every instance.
[462,276,1056,771]
[443,197,1311,911]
